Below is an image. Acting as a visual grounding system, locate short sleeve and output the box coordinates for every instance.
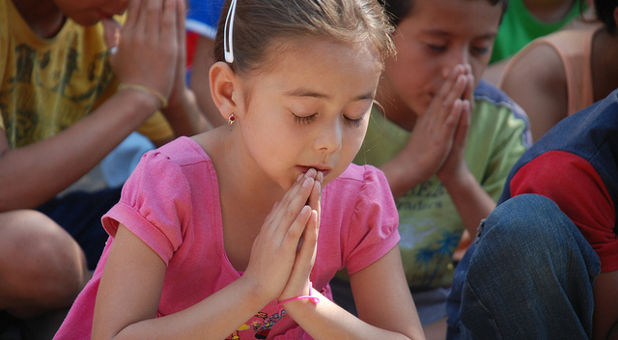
[102,150,192,265]
[510,151,618,272]
[343,166,400,274]
[477,100,531,201]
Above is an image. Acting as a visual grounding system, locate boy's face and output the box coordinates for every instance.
[383,0,501,116]
[54,0,129,26]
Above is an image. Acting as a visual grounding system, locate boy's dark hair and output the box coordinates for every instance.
[595,0,618,33]
[378,0,509,26]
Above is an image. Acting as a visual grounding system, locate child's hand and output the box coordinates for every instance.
[402,65,469,182]
[243,170,318,303]
[105,0,180,106]
[437,67,474,184]
[278,171,322,303]
[161,0,190,113]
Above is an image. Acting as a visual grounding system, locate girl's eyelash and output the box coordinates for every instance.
[292,112,364,127]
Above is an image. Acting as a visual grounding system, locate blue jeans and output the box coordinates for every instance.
[447,194,600,339]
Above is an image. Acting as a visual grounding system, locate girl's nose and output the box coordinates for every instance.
[315,119,343,153]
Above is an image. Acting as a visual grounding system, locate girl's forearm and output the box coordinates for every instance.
[282,290,418,340]
[105,276,270,340]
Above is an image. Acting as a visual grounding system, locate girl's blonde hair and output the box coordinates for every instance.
[214,0,395,74]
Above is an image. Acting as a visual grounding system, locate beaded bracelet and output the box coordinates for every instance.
[118,83,168,109]
[278,282,320,306]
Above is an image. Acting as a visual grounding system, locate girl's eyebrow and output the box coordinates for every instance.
[284,87,374,101]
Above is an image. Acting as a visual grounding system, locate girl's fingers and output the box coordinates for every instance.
[307,178,321,227]
[283,205,313,250]
[264,173,315,237]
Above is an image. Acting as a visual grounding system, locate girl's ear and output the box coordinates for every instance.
[209,61,238,122]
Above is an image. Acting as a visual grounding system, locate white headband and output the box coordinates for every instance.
[223,0,238,63]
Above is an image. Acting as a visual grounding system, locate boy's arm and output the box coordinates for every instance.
[593,271,618,340]
[499,41,567,142]
[0,0,184,210]
[0,90,161,211]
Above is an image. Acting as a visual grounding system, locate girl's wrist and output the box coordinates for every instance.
[278,282,320,308]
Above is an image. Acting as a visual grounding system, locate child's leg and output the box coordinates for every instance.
[0,210,89,318]
[447,194,600,339]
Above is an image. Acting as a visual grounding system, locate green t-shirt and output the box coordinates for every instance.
[354,82,531,289]
[490,0,584,63]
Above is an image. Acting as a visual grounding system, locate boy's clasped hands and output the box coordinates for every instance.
[243,168,324,307]
[404,64,475,185]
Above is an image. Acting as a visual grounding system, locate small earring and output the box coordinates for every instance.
[227,113,236,126]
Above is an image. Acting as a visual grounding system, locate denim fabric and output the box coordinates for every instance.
[447,194,600,340]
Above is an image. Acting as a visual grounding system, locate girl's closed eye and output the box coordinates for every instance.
[292,111,318,124]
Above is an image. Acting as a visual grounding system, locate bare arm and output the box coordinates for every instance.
[284,246,424,340]
[593,270,618,340]
[92,225,271,340]
[0,91,159,210]
[499,43,567,142]
[0,0,198,210]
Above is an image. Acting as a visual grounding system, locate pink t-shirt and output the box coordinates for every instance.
[55,136,400,340]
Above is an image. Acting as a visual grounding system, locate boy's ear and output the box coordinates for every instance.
[209,61,238,122]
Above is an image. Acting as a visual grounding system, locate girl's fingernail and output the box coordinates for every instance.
[303,176,313,187]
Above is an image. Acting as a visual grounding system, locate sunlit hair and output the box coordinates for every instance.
[214,0,395,74]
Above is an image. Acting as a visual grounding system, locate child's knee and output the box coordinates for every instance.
[0,210,88,311]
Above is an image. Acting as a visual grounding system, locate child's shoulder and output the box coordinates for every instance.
[473,79,518,107]
[326,163,392,201]
[150,136,211,166]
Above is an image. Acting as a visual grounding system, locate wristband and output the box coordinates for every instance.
[118,83,167,109]
[278,282,320,306]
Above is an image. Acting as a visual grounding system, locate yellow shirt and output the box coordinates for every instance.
[0,0,172,148]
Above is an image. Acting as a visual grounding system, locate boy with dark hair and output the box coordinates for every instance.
[333,0,530,336]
